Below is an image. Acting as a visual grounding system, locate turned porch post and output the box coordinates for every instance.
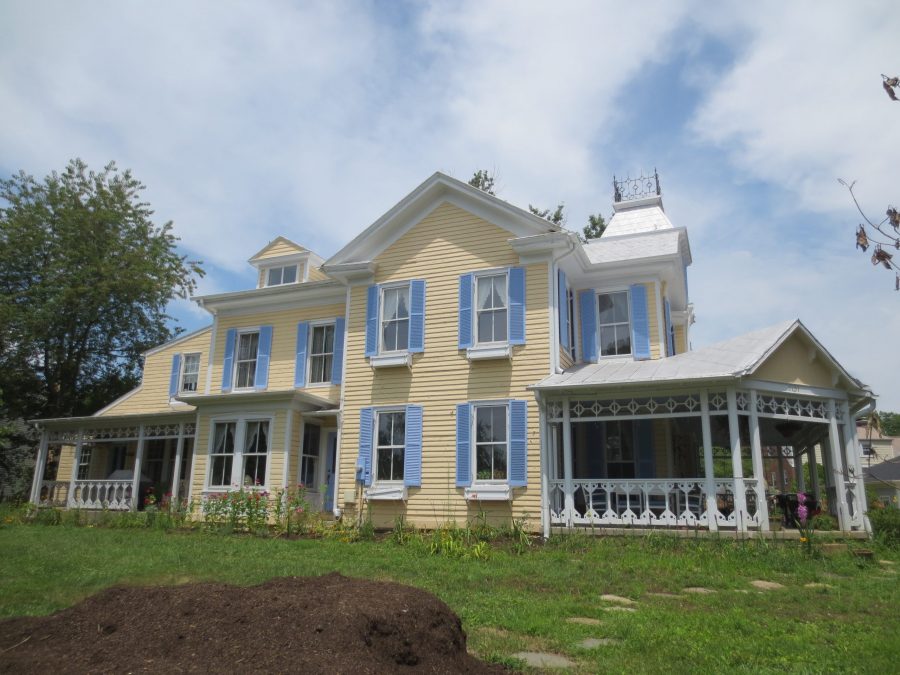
[562,397,575,527]
[841,401,870,533]
[748,390,770,530]
[131,425,146,512]
[727,388,748,532]
[826,401,850,531]
[699,391,718,533]
[29,429,49,505]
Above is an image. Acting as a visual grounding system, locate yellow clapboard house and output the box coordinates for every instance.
[32,172,875,535]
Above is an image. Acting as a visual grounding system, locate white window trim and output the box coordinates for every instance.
[179,352,202,395]
[262,263,301,288]
[365,407,408,501]
[307,320,336,387]
[203,414,274,491]
[377,280,412,356]
[596,287,633,359]
[463,400,513,502]
[232,327,261,392]
[467,268,512,361]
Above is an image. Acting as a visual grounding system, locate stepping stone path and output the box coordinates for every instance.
[600,594,636,605]
[879,559,895,565]
[579,638,620,649]
[683,587,716,594]
[751,580,785,590]
[804,582,833,589]
[601,606,636,613]
[512,652,575,668]
[647,592,681,599]
[566,617,602,626]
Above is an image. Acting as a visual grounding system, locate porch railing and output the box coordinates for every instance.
[39,480,70,507]
[549,478,764,529]
[70,480,134,511]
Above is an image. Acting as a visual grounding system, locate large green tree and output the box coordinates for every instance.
[0,159,202,482]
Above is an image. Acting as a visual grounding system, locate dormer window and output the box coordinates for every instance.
[266,265,298,287]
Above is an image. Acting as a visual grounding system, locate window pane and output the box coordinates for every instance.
[477,311,493,343]
[323,325,335,353]
[492,310,507,342]
[392,447,405,480]
[243,454,266,485]
[598,294,615,324]
[476,446,492,477]
[257,422,268,453]
[382,321,398,352]
[310,355,325,383]
[395,320,409,351]
[491,407,507,443]
[615,325,631,354]
[493,446,507,479]
[491,275,507,309]
[214,423,235,454]
[477,277,492,310]
[396,287,409,319]
[211,455,232,486]
[391,413,405,446]
[599,326,617,356]
[378,414,392,446]
[312,326,326,354]
[267,268,281,286]
[321,354,333,381]
[301,456,317,486]
[282,265,297,283]
[612,292,629,323]
[476,407,492,443]
[383,288,399,321]
[376,448,392,481]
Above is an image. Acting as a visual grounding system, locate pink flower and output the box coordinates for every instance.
[797,492,807,505]
[797,504,809,524]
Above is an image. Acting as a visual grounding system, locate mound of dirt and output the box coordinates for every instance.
[0,573,500,673]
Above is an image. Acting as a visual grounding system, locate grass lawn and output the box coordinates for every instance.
[1,524,899,672]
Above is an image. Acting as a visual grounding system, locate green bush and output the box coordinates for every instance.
[869,506,900,547]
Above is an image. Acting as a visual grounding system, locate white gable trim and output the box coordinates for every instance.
[142,326,213,357]
[325,172,557,266]
[248,236,307,262]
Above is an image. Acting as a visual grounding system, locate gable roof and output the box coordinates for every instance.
[532,320,868,395]
[248,236,307,263]
[324,172,561,267]
[863,456,900,482]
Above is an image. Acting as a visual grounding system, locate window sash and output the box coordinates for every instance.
[301,424,321,488]
[181,353,201,392]
[475,274,508,344]
[597,292,631,356]
[77,446,92,480]
[374,411,405,482]
[208,419,271,489]
[380,286,410,353]
[234,332,259,389]
[474,405,508,482]
[309,324,335,384]
[241,421,268,486]
[266,265,297,286]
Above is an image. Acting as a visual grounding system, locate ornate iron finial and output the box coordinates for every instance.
[613,170,661,203]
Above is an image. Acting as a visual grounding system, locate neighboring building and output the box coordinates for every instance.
[31,172,875,535]
[856,422,900,467]
[863,457,900,507]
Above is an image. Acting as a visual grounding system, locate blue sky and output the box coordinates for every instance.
[2,1,898,408]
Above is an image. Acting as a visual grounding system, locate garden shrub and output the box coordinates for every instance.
[868,505,900,548]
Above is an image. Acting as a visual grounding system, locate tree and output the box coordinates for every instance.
[528,203,566,226]
[878,411,900,437]
[468,169,496,195]
[583,213,607,240]
[841,179,899,290]
[0,159,203,423]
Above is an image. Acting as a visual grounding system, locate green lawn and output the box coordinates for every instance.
[1,524,899,672]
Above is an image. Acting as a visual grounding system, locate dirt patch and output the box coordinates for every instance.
[0,573,501,674]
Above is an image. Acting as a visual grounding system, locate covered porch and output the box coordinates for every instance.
[30,414,197,511]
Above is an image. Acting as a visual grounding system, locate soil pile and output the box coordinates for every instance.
[0,573,500,673]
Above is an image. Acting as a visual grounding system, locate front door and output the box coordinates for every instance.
[324,431,337,512]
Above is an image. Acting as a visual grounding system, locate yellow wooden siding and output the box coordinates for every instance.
[644,282,661,360]
[99,329,212,416]
[307,265,330,282]
[209,304,345,400]
[337,201,550,529]
[559,346,574,370]
[753,334,837,389]
[188,409,290,498]
[254,239,305,260]
[674,325,687,353]
[56,444,76,481]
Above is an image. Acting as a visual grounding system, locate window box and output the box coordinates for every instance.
[466,344,511,361]
[369,352,413,369]
[464,484,511,501]
[365,483,408,501]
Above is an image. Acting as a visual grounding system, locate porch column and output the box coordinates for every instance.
[748,390,770,530]
[841,401,870,533]
[537,395,550,539]
[796,451,806,492]
[826,401,850,531]
[699,391,718,532]
[66,431,85,508]
[562,397,575,527]
[131,425,146,512]
[30,429,50,505]
[726,388,748,532]
[171,424,185,503]
[808,445,821,502]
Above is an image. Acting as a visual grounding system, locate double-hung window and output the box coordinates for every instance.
[77,446,92,480]
[474,405,507,481]
[207,419,271,489]
[301,423,320,487]
[381,285,410,353]
[309,324,335,384]
[375,411,406,482]
[180,353,201,393]
[266,264,298,286]
[234,331,260,389]
[475,273,508,344]
[598,291,631,357]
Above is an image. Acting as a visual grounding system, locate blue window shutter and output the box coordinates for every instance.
[635,420,655,478]
[404,405,423,487]
[364,285,379,357]
[509,399,528,487]
[357,407,374,486]
[254,325,273,389]
[409,279,426,353]
[221,329,237,392]
[508,267,526,345]
[455,403,472,487]
[557,269,569,352]
[294,322,309,387]
[168,353,182,398]
[629,284,651,361]
[331,317,346,384]
[579,289,597,363]
[664,298,675,356]
[458,273,473,349]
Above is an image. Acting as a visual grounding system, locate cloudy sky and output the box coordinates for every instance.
[2,1,898,408]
